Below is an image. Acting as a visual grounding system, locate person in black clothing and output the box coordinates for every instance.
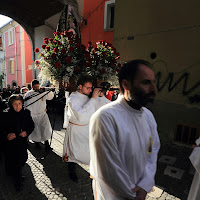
[4,94,34,191]
[1,88,11,99]
[0,96,7,160]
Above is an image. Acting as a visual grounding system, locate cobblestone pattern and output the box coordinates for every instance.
[0,127,192,200]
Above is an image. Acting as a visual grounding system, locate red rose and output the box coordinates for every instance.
[34,48,40,53]
[53,41,57,44]
[68,46,74,52]
[62,48,66,54]
[55,62,62,68]
[69,40,73,45]
[49,38,54,43]
[53,31,60,36]
[38,67,42,71]
[35,60,40,65]
[43,40,48,44]
[65,56,71,63]
[116,68,120,72]
[43,37,48,41]
[64,30,69,36]
[51,53,56,58]
[41,45,46,49]
[101,69,106,74]
[75,67,81,73]
[57,41,62,46]
[45,46,50,51]
[54,48,59,53]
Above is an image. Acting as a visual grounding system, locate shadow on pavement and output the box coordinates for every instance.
[0,152,47,200]
[28,143,93,200]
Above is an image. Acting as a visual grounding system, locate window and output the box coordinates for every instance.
[8,30,13,45]
[0,36,2,47]
[9,59,14,74]
[104,0,115,31]
[174,123,200,145]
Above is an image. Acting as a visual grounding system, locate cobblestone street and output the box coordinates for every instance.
[0,113,194,200]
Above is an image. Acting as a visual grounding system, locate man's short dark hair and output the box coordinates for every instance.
[118,59,153,94]
[77,74,93,86]
[31,79,39,86]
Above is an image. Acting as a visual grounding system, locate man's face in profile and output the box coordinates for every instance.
[79,82,93,96]
[32,84,40,91]
[129,64,157,106]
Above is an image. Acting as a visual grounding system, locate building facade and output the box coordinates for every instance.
[80,0,114,47]
[0,20,33,88]
[113,0,200,143]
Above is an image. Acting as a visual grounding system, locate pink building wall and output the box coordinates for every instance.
[5,25,33,87]
[5,26,22,86]
[24,30,33,84]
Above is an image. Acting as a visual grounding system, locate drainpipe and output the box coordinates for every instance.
[14,26,18,86]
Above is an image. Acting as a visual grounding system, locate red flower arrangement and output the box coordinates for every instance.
[34,31,121,86]
[87,40,121,82]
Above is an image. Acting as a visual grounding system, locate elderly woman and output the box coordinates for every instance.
[4,94,34,191]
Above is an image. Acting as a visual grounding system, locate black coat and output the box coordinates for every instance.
[4,107,34,176]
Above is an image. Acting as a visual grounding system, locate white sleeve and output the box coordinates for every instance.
[69,96,97,122]
[96,95,111,110]
[137,111,160,192]
[90,112,136,199]
[45,91,54,100]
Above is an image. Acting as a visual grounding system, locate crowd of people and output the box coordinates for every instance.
[0,59,198,199]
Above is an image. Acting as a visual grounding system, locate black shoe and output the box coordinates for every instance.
[45,141,53,152]
[35,142,41,149]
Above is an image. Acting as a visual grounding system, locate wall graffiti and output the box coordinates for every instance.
[153,60,200,104]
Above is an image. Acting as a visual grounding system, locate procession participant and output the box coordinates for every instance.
[89,59,160,200]
[62,75,110,180]
[187,137,200,200]
[24,79,54,151]
[4,95,34,191]
[20,86,29,97]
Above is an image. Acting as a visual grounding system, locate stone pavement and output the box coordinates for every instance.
[0,113,195,200]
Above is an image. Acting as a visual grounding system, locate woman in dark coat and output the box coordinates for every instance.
[4,94,34,191]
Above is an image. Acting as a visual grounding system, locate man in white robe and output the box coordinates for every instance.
[24,79,54,151]
[90,59,160,200]
[62,75,110,181]
[187,137,200,200]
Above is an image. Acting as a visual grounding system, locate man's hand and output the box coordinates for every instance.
[132,186,147,200]
[92,88,102,100]
[7,133,16,140]
[19,131,27,137]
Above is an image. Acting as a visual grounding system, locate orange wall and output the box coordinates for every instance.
[24,31,33,84]
[81,0,113,47]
